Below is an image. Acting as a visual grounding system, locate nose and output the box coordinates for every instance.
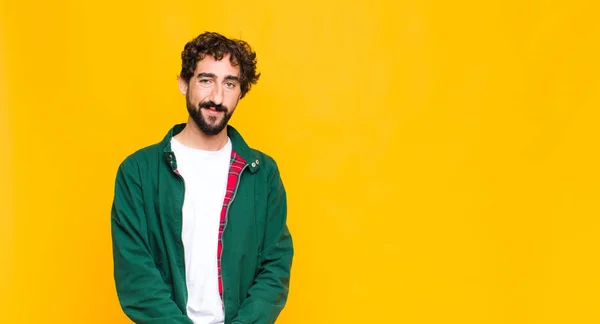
[209,83,224,106]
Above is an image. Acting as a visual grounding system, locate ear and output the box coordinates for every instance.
[177,75,188,95]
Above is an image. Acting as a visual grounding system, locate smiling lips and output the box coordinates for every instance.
[203,107,223,115]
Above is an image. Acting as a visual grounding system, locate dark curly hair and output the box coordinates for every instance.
[180,32,260,98]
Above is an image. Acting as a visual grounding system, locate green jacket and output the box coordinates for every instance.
[111,123,294,324]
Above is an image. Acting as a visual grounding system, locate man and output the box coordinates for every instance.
[111,31,294,324]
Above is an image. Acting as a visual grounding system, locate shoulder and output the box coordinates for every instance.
[252,149,279,172]
[117,141,164,175]
[249,148,287,189]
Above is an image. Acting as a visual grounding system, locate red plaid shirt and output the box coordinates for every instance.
[217,150,246,303]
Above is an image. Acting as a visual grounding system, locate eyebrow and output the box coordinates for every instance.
[196,72,240,82]
[197,72,216,78]
[224,75,240,82]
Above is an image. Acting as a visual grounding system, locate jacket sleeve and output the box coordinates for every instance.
[111,159,194,324]
[232,161,294,324]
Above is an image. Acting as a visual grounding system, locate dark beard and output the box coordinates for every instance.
[186,95,233,136]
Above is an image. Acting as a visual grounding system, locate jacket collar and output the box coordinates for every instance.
[161,123,261,173]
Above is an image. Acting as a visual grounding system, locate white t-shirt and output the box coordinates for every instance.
[171,137,232,324]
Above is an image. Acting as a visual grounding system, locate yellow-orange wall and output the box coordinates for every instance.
[2,0,600,323]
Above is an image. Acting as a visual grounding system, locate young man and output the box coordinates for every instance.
[111,31,294,324]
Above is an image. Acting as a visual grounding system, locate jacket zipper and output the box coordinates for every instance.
[221,162,249,310]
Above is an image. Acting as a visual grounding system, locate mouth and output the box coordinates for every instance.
[202,107,225,118]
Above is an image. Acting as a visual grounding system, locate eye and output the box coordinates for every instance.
[199,78,212,85]
[225,81,237,89]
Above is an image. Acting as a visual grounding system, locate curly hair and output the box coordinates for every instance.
[180,32,260,98]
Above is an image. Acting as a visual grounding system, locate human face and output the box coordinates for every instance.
[178,54,242,136]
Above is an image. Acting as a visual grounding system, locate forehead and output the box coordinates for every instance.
[194,54,240,77]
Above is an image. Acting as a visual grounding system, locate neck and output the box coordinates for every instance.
[173,117,228,151]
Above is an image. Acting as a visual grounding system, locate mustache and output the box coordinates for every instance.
[198,101,227,112]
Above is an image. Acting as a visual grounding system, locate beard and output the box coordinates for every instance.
[186,94,234,136]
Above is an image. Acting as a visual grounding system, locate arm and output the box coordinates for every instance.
[232,162,294,324]
[111,159,194,324]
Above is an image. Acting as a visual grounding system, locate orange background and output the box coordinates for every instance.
[1,0,600,323]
